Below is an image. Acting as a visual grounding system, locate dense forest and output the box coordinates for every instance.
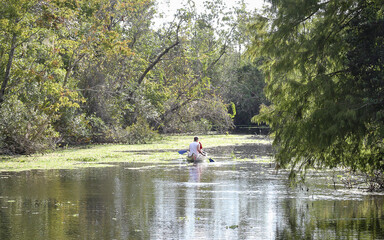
[1,0,383,183]
[0,0,266,154]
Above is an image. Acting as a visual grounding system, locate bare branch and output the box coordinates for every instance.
[137,22,182,86]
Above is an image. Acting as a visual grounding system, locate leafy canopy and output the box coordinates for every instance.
[249,0,384,177]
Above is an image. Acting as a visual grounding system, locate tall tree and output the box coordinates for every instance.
[249,0,384,178]
[0,0,85,153]
[152,0,240,133]
[217,3,268,126]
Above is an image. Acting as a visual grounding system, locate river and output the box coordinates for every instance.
[0,142,384,239]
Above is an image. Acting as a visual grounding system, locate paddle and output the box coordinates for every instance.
[201,151,214,162]
[178,150,188,154]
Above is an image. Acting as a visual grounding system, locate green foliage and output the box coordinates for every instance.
[160,96,234,133]
[0,0,260,154]
[227,102,236,119]
[125,117,159,144]
[179,118,213,134]
[0,97,58,154]
[221,61,267,125]
[249,0,384,177]
[54,109,93,145]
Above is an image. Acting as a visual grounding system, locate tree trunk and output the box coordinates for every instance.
[0,33,17,105]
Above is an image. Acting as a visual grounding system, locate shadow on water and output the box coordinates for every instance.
[0,141,384,239]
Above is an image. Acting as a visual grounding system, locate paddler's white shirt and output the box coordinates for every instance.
[188,141,200,156]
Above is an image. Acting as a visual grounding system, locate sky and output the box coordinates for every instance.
[157,0,267,12]
[155,0,268,26]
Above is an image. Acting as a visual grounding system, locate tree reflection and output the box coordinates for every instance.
[0,163,384,239]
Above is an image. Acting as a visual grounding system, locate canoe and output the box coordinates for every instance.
[186,153,208,163]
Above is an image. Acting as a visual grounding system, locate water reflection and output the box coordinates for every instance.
[189,164,204,182]
[0,160,384,239]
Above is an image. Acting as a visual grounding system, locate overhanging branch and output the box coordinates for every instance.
[137,21,182,86]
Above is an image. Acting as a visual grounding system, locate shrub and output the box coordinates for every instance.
[0,97,58,154]
[179,118,213,134]
[125,117,159,144]
[54,109,93,145]
[83,115,158,145]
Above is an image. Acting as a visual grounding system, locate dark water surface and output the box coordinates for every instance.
[1,144,384,239]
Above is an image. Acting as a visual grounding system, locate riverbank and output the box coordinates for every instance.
[0,134,272,172]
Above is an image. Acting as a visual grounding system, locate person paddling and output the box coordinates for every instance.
[188,136,203,162]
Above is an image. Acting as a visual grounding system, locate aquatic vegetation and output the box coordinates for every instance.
[226,225,239,229]
[0,134,272,172]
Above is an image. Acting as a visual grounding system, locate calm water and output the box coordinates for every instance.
[0,143,384,240]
